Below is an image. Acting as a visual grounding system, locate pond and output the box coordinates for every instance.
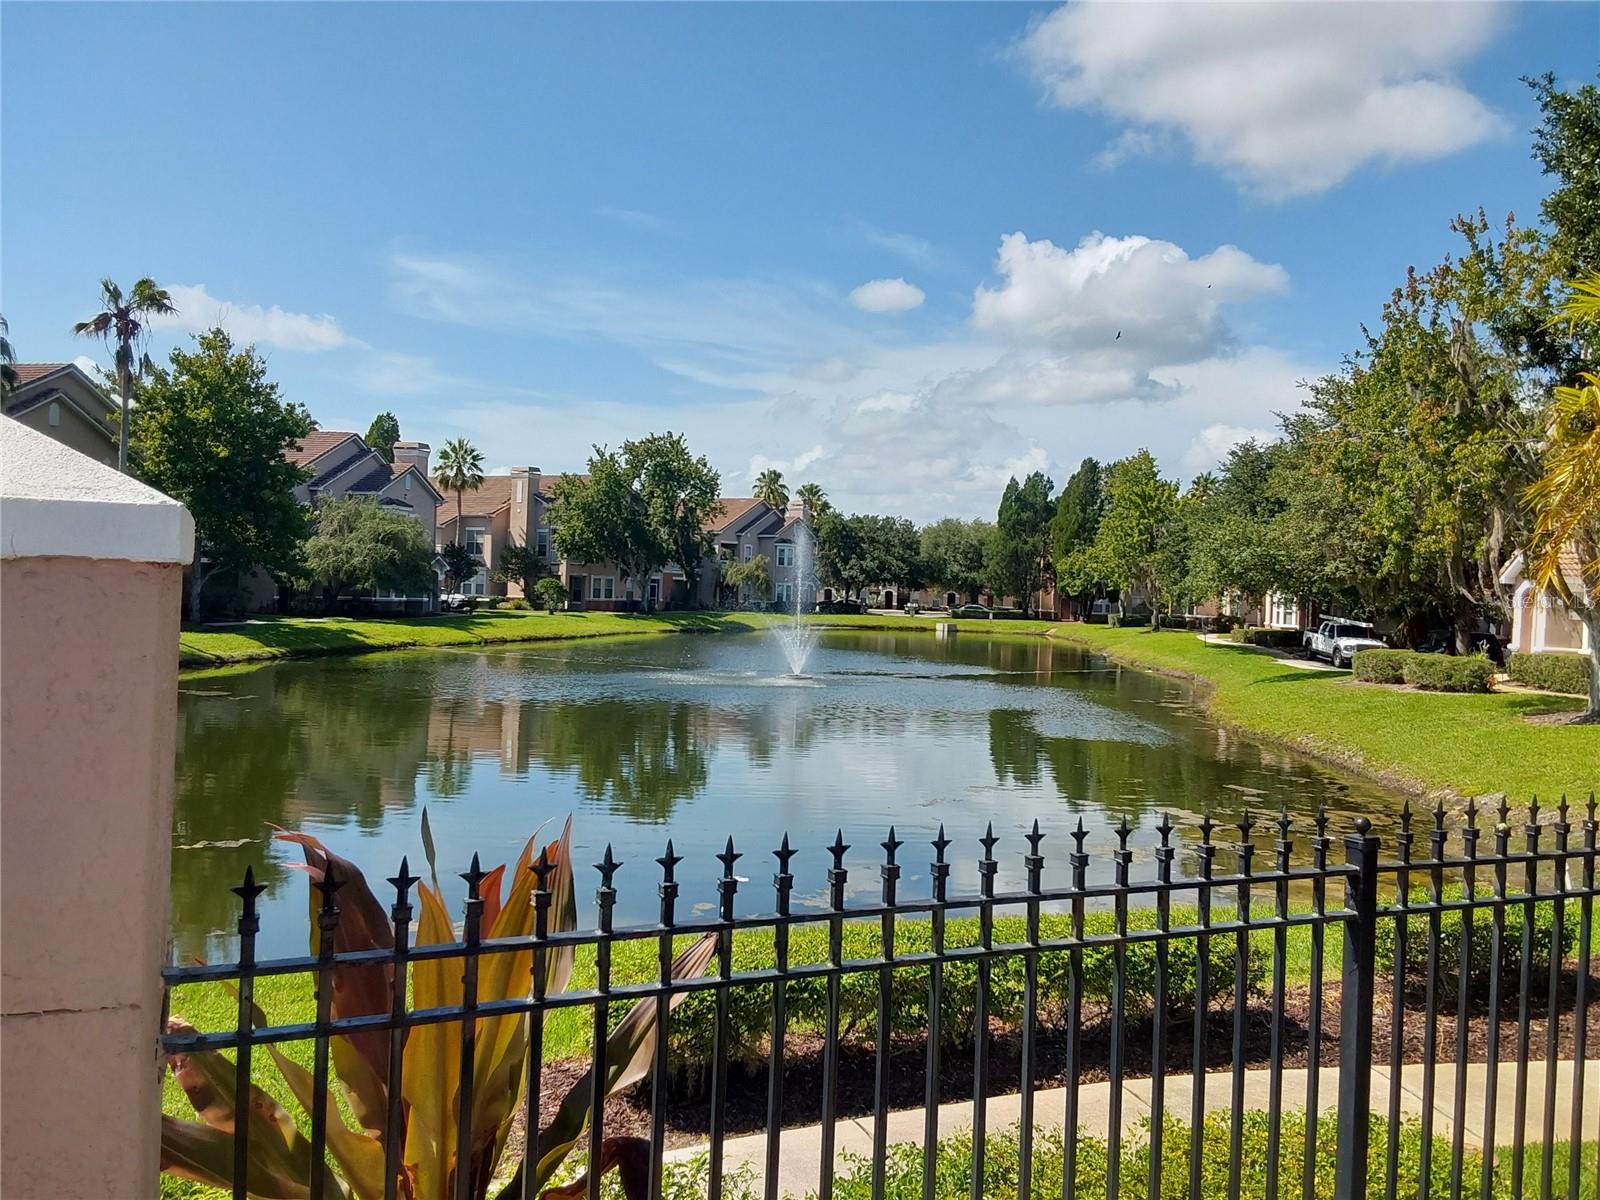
[172,629,1402,959]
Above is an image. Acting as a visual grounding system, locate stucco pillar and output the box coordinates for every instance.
[1,416,194,1200]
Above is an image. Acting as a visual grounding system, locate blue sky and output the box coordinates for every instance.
[4,2,1594,521]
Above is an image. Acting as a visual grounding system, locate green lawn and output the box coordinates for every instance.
[1050,626,1597,801]
[176,609,1061,669]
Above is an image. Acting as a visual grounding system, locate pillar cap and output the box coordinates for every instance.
[1,415,194,564]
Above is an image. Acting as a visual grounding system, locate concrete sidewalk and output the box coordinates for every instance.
[666,1060,1600,1197]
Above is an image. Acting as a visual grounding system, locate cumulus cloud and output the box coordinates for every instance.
[972,231,1286,367]
[151,284,350,352]
[1017,1,1508,198]
[1182,423,1279,474]
[848,277,926,314]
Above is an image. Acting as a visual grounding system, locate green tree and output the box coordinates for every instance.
[722,553,772,605]
[1185,440,1290,613]
[132,329,313,617]
[1528,72,1600,280]
[434,436,485,542]
[73,276,176,472]
[365,412,401,462]
[1526,274,1600,718]
[796,482,829,521]
[1089,451,1178,618]
[920,518,993,603]
[549,447,665,606]
[0,314,16,399]
[815,509,864,597]
[987,471,1055,615]
[754,468,789,511]
[1051,458,1106,613]
[439,541,477,593]
[495,543,547,596]
[304,497,436,610]
[626,430,721,604]
[535,576,568,613]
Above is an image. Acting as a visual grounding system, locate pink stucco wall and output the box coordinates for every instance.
[1,554,184,1198]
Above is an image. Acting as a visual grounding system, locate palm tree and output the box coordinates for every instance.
[796,481,829,521]
[1527,271,1600,719]
[754,468,788,511]
[72,277,177,472]
[435,436,486,543]
[0,314,16,401]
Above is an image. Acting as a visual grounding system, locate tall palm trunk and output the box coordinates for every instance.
[117,357,131,473]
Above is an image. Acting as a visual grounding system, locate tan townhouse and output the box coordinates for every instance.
[4,363,121,467]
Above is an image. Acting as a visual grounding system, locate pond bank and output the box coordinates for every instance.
[1046,625,1595,804]
[176,610,1060,670]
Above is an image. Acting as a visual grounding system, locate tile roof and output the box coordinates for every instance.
[346,462,399,495]
[436,475,518,525]
[286,430,359,468]
[707,497,764,534]
[12,364,70,387]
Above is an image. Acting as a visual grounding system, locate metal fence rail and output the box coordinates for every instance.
[161,796,1600,1200]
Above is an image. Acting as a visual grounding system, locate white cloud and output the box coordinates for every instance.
[382,236,1318,521]
[1017,1,1508,199]
[152,284,350,352]
[972,231,1286,368]
[849,278,926,314]
[1182,423,1279,474]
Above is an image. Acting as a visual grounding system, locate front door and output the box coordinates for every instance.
[569,576,585,603]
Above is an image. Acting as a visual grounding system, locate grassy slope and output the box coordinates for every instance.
[1051,626,1597,801]
[176,610,1059,668]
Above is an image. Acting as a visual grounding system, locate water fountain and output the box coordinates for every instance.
[772,528,818,676]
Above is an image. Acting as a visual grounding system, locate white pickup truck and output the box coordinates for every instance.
[1306,618,1387,668]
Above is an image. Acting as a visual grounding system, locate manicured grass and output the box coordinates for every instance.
[1051,626,1597,801]
[176,609,1061,669]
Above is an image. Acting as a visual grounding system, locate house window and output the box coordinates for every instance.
[775,582,792,603]
[590,576,616,601]
[776,543,794,567]
[465,528,486,559]
[463,569,488,597]
[47,402,61,427]
[403,474,411,493]
[536,528,550,558]
[742,543,754,560]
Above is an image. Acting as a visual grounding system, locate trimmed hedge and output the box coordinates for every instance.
[1508,650,1593,697]
[1107,612,1148,628]
[617,911,1268,1094]
[1378,885,1577,1004]
[1228,626,1302,648]
[1353,648,1413,684]
[1402,653,1495,693]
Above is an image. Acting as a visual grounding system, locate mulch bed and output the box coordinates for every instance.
[512,976,1600,1151]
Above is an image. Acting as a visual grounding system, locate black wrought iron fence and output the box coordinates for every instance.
[160,795,1600,1200]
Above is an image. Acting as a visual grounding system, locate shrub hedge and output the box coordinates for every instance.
[1353,648,1413,684]
[1107,613,1148,628]
[611,910,1268,1094]
[1507,650,1592,696]
[1228,626,1302,648]
[634,1111,1596,1200]
[1376,885,1577,1003]
[1402,653,1495,693]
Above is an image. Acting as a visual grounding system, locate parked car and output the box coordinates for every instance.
[441,592,470,612]
[813,599,866,615]
[903,601,922,615]
[1419,630,1507,666]
[955,603,992,618]
[1306,618,1386,668]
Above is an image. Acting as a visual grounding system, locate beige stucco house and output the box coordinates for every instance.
[1500,548,1594,657]
[705,498,817,609]
[4,363,121,467]
[239,429,443,611]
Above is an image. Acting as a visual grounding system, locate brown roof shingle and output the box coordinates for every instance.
[436,476,517,526]
[12,364,71,387]
[286,430,359,468]
[706,497,763,534]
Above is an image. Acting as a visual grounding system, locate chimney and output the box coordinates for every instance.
[786,498,806,524]
[393,440,430,477]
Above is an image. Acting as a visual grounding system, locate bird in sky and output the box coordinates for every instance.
[1115,330,1122,340]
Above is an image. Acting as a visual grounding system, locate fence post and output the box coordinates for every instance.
[1335,817,1381,1200]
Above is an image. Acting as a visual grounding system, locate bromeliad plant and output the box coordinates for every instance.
[161,818,717,1200]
